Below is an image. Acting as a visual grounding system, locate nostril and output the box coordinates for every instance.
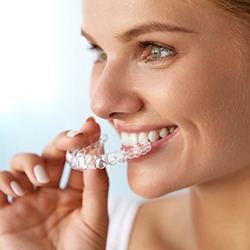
[109,112,122,118]
[108,99,145,119]
[91,84,144,119]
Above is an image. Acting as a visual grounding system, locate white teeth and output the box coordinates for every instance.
[169,127,176,134]
[159,128,169,138]
[121,132,130,146]
[130,133,138,145]
[138,132,148,144]
[121,127,176,146]
[148,130,159,142]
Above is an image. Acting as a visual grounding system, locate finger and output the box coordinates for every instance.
[41,130,88,187]
[65,169,83,191]
[0,191,8,206]
[11,172,34,195]
[10,153,50,188]
[80,117,101,143]
[40,117,101,188]
[66,118,101,190]
[0,171,25,198]
[82,169,109,235]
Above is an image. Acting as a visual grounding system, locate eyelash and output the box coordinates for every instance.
[139,41,176,63]
[88,41,176,64]
[88,44,107,63]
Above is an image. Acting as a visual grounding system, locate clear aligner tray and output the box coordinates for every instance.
[66,135,151,170]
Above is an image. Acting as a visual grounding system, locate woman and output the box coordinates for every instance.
[0,0,249,249]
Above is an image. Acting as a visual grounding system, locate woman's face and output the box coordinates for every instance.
[82,0,250,198]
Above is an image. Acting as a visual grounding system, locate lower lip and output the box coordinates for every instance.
[126,127,180,162]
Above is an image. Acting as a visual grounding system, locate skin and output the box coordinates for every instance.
[0,0,249,249]
[84,0,250,198]
[0,119,110,250]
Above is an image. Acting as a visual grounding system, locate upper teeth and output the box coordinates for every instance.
[121,127,176,146]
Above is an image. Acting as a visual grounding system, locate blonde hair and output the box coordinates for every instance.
[207,0,250,23]
[202,0,250,58]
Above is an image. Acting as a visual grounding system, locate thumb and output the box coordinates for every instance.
[82,168,109,234]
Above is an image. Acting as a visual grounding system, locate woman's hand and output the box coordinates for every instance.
[0,118,109,250]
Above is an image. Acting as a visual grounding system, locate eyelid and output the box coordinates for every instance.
[139,41,176,63]
[88,43,103,51]
[87,41,175,65]
[87,43,107,63]
[139,41,175,52]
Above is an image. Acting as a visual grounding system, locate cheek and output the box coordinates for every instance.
[141,50,250,171]
[128,68,250,198]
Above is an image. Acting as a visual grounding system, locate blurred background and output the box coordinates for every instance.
[0,0,134,195]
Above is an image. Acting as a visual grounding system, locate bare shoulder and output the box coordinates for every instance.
[128,191,190,250]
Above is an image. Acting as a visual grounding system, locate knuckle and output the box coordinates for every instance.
[0,170,12,181]
[10,153,43,170]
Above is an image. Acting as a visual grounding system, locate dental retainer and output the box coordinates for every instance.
[66,135,152,170]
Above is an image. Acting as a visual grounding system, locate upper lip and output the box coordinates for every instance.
[114,122,177,134]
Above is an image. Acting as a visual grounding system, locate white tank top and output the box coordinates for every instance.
[106,195,144,250]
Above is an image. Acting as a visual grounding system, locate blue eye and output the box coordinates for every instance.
[140,42,175,63]
[150,45,174,60]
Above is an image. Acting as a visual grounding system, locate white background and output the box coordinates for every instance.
[0,0,133,195]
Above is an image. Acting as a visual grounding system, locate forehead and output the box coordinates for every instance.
[81,0,205,37]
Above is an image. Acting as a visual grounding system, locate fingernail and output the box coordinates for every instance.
[86,117,96,123]
[10,181,25,196]
[66,130,83,137]
[34,165,50,184]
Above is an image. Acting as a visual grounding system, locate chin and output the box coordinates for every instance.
[128,178,186,199]
[129,184,172,199]
[126,152,213,199]
[127,162,190,199]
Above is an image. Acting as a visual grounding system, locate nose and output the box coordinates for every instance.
[90,61,143,120]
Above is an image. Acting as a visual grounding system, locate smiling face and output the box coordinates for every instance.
[82,0,250,198]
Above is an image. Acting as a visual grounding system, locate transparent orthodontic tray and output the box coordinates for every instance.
[66,134,151,170]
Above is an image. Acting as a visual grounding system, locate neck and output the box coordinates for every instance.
[189,166,250,250]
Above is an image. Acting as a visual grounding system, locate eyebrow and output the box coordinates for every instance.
[116,22,196,42]
[81,29,97,44]
[81,22,196,43]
